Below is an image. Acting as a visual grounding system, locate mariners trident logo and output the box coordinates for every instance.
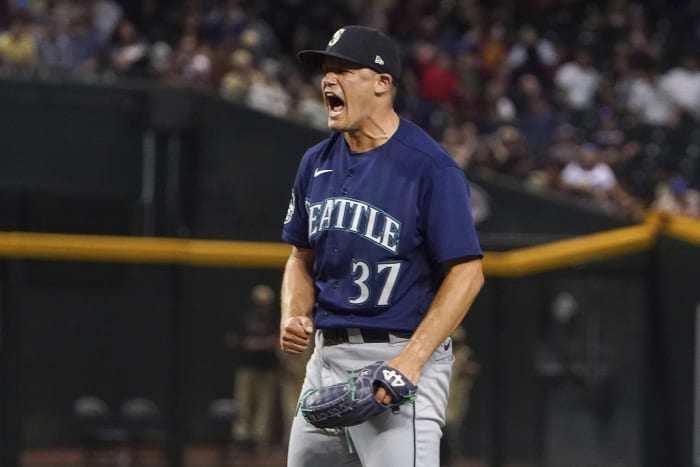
[382,369,406,387]
[328,28,345,46]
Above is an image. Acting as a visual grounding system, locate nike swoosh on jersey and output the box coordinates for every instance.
[314,168,334,177]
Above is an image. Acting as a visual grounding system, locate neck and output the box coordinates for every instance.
[344,109,400,153]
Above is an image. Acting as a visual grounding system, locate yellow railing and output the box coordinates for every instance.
[0,212,697,277]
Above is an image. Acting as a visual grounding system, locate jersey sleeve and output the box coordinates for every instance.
[423,166,483,263]
[281,154,311,248]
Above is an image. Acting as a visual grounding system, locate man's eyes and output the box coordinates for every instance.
[323,66,355,74]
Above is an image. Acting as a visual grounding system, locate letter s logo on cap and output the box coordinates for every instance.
[328,28,345,47]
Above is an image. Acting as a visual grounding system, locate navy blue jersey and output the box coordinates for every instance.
[282,117,482,332]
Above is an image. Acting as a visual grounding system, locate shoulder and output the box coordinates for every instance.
[391,117,457,171]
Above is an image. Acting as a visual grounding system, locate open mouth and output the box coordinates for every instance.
[325,92,345,117]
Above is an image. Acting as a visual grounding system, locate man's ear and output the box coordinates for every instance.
[375,73,393,95]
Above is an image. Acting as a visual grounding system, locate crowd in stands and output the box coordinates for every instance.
[1,0,699,220]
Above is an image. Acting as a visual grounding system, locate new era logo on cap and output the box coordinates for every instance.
[298,25,401,82]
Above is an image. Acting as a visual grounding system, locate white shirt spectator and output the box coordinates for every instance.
[246,74,292,118]
[92,0,123,46]
[627,75,678,126]
[555,59,601,110]
[660,62,700,122]
[560,159,617,191]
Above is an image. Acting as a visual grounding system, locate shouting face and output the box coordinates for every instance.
[320,57,381,132]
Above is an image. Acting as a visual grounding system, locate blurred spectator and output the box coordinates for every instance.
[52,0,86,31]
[512,73,559,156]
[625,57,679,128]
[0,14,36,70]
[558,143,643,218]
[416,43,459,104]
[590,108,626,150]
[170,32,212,84]
[105,19,149,77]
[660,51,700,124]
[89,0,122,46]
[652,173,700,218]
[440,121,480,171]
[225,284,280,453]
[481,76,516,128]
[477,21,508,78]
[452,49,483,123]
[65,13,100,74]
[35,16,72,74]
[202,0,246,45]
[507,23,558,90]
[245,60,292,118]
[219,47,258,102]
[148,38,173,79]
[554,47,602,112]
[476,125,532,179]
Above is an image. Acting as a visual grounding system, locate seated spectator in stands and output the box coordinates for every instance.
[507,23,558,90]
[652,173,700,219]
[51,0,85,31]
[36,16,71,74]
[559,143,616,195]
[170,32,212,84]
[413,42,460,131]
[452,49,484,123]
[513,73,559,155]
[558,142,642,218]
[625,57,680,128]
[477,21,508,78]
[440,121,480,170]
[106,19,149,77]
[476,125,533,179]
[417,43,459,104]
[89,0,122,47]
[65,13,101,75]
[590,107,626,150]
[245,59,291,118]
[554,47,601,112]
[480,77,516,129]
[220,47,259,102]
[0,14,36,71]
[660,51,700,124]
[148,39,173,80]
[525,123,580,192]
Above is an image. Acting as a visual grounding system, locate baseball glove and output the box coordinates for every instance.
[299,361,418,429]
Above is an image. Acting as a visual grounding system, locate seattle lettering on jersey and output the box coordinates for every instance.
[306,197,401,253]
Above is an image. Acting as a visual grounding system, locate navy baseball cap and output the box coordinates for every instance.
[298,25,401,82]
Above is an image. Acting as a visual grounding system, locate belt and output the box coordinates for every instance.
[321,327,412,345]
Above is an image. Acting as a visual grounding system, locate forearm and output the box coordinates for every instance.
[280,246,316,354]
[392,258,484,382]
[280,247,315,325]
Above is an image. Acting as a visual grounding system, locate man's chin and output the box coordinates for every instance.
[327,120,344,131]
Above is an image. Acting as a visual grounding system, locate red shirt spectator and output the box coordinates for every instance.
[416,43,459,103]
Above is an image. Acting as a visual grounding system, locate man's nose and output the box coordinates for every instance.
[321,73,339,87]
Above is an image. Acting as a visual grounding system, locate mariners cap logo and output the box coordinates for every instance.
[328,28,345,47]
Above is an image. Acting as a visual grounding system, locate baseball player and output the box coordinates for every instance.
[280,25,484,467]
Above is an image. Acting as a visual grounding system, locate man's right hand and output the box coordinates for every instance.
[281,316,314,354]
